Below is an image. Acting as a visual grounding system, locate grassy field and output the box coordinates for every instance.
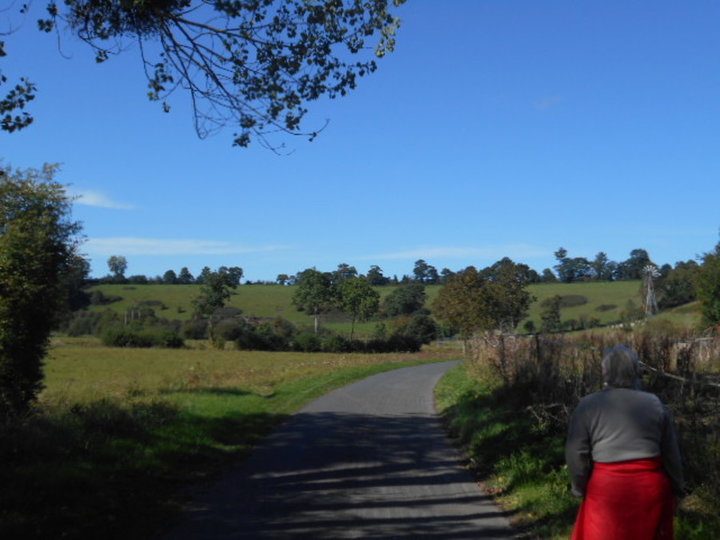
[1,339,460,538]
[85,280,683,337]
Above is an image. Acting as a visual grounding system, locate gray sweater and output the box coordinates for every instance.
[565,387,684,497]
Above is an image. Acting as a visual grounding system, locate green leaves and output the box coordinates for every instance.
[0,76,37,133]
[0,164,81,416]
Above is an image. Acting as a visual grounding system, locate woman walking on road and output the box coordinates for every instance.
[565,345,684,539]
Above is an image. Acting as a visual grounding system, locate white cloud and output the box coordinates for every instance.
[361,244,550,261]
[83,237,289,256]
[72,189,135,210]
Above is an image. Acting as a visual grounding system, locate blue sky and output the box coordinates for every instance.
[2,0,719,281]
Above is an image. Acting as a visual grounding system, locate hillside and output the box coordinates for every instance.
[83,280,701,336]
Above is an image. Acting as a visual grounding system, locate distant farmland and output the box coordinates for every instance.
[84,280,699,336]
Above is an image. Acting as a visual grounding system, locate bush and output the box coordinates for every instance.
[321,334,352,353]
[63,312,101,336]
[213,319,247,342]
[542,294,588,309]
[90,290,122,306]
[101,327,183,348]
[291,332,322,352]
[181,319,207,339]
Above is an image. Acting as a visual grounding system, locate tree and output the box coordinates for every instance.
[196,266,212,284]
[276,273,290,286]
[541,268,558,283]
[219,266,244,285]
[616,249,652,280]
[439,268,455,284]
[657,261,698,309]
[366,265,389,286]
[0,163,81,417]
[432,260,532,342]
[3,0,405,148]
[178,266,194,284]
[382,283,426,317]
[192,268,238,343]
[332,263,358,284]
[339,277,379,340]
[554,248,592,283]
[107,255,128,280]
[591,252,613,281]
[412,259,438,284]
[292,268,336,333]
[540,295,562,333]
[163,269,178,284]
[695,244,720,327]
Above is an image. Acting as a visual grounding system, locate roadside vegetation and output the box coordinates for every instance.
[436,327,720,539]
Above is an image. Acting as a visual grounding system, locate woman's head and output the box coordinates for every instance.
[602,345,641,389]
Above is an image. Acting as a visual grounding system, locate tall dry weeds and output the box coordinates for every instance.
[469,329,720,504]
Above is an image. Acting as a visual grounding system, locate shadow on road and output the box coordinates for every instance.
[166,411,516,539]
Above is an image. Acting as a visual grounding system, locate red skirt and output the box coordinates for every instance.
[571,457,674,540]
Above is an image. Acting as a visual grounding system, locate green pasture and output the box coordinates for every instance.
[523,280,644,327]
[1,339,459,538]
[85,281,669,337]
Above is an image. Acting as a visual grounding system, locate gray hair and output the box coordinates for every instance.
[602,345,641,389]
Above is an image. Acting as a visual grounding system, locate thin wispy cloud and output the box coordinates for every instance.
[72,189,135,210]
[534,95,563,111]
[361,244,550,261]
[84,237,289,256]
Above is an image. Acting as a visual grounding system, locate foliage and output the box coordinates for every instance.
[382,283,426,317]
[0,163,81,417]
[101,327,184,348]
[338,277,380,339]
[695,244,720,327]
[658,261,699,309]
[540,295,562,333]
[390,313,438,344]
[6,0,405,148]
[433,259,533,338]
[192,268,238,318]
[366,265,390,285]
[292,268,336,333]
[107,255,127,280]
[412,259,439,284]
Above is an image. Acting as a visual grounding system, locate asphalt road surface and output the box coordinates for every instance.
[164,361,515,539]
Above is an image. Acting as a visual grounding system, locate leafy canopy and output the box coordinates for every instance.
[0,163,81,416]
[2,0,405,148]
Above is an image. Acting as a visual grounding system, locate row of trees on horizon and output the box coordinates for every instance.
[95,248,699,288]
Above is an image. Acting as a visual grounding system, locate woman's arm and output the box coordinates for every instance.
[565,403,592,497]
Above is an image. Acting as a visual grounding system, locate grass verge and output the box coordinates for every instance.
[435,363,577,539]
[1,342,458,539]
[435,362,720,539]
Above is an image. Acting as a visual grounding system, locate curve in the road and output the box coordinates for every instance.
[164,361,515,539]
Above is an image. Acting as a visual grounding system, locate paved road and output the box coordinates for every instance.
[164,361,515,539]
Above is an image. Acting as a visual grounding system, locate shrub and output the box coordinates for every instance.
[101,327,183,348]
[181,319,208,339]
[90,290,122,306]
[291,332,321,352]
[321,334,352,353]
[63,311,103,336]
[542,294,588,309]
